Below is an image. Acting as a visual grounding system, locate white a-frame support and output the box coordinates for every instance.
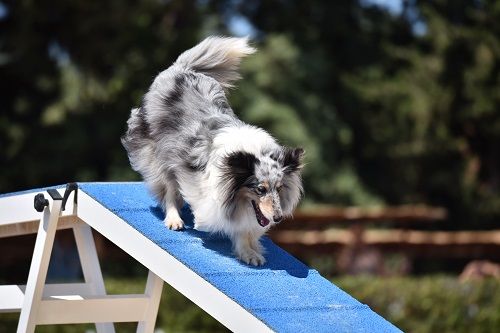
[0,186,164,333]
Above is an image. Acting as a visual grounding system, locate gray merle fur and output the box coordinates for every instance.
[121,36,304,265]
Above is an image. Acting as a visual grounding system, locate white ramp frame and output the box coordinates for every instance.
[0,187,164,333]
[137,271,164,333]
[16,192,64,333]
[73,222,115,333]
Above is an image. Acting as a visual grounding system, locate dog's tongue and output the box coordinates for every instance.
[251,201,270,227]
[257,214,270,227]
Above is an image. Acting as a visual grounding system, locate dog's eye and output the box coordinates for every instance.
[255,185,267,195]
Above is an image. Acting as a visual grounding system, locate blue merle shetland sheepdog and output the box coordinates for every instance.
[122,37,304,265]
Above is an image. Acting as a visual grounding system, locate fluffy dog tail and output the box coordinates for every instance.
[174,36,255,88]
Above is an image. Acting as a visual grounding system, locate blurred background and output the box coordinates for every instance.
[1,0,499,332]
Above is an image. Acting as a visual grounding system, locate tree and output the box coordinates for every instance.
[0,0,207,190]
[216,0,500,228]
[1,0,498,228]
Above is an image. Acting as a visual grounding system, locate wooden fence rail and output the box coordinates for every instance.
[270,205,500,261]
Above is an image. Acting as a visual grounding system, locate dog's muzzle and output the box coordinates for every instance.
[251,200,270,227]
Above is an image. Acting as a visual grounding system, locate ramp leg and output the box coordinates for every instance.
[137,271,164,333]
[73,224,115,333]
[17,198,63,333]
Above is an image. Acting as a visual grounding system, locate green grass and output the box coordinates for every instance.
[1,276,498,333]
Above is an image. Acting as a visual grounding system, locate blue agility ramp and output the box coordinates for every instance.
[0,182,402,333]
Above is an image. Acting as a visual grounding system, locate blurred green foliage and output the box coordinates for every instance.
[1,276,498,333]
[1,0,499,228]
[336,275,500,333]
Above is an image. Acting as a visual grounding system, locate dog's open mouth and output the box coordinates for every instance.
[251,200,270,227]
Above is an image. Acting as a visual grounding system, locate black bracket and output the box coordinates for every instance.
[33,183,78,212]
[61,182,78,211]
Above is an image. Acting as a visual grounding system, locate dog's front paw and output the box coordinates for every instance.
[164,216,185,230]
[237,248,266,266]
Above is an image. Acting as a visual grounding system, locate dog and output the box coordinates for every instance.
[122,36,304,265]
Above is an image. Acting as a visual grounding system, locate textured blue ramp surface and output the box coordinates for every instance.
[77,182,400,333]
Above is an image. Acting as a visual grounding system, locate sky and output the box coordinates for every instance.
[0,2,7,19]
[363,0,404,14]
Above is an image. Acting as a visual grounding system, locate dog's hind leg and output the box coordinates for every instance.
[161,173,185,230]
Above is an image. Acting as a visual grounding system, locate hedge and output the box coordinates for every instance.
[334,275,500,333]
[0,276,498,333]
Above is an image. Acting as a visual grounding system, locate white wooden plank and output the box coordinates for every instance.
[137,271,164,333]
[38,282,92,297]
[0,188,75,227]
[16,198,63,333]
[0,285,24,312]
[36,295,149,324]
[0,283,96,313]
[0,215,81,238]
[73,223,116,333]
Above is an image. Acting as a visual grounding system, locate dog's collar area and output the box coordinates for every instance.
[251,200,270,227]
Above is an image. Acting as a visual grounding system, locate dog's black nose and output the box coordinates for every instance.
[273,215,283,223]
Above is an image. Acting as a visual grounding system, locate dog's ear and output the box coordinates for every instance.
[281,147,304,174]
[226,151,258,178]
[221,151,258,210]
